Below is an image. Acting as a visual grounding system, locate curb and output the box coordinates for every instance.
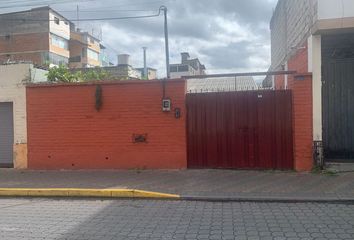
[180,196,354,204]
[0,189,353,203]
[0,188,180,199]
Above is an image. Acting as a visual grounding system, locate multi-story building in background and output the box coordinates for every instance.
[170,52,206,78]
[135,67,157,80]
[72,54,157,80]
[99,44,112,67]
[69,29,102,68]
[0,7,71,66]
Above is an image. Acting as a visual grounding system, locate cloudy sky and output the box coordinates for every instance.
[1,0,278,77]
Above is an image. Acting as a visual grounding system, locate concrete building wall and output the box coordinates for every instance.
[26,79,187,170]
[147,69,157,80]
[313,0,354,34]
[270,0,317,71]
[0,64,48,168]
[270,0,287,70]
[102,65,142,79]
[0,64,47,168]
[170,71,191,79]
[318,0,354,20]
[0,9,49,36]
[49,12,70,40]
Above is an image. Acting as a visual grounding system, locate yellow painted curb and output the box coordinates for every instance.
[0,188,180,199]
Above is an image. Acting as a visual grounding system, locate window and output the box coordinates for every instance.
[89,37,94,44]
[170,66,178,72]
[50,33,68,50]
[82,48,87,57]
[178,65,189,72]
[54,17,60,25]
[43,52,69,66]
[87,49,99,61]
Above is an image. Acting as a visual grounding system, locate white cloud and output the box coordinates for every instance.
[1,0,278,77]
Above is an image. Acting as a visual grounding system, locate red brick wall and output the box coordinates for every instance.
[26,80,187,170]
[287,45,313,171]
[0,32,49,65]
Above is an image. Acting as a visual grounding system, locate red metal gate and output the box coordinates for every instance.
[186,90,293,170]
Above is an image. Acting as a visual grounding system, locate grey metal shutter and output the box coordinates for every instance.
[0,102,14,167]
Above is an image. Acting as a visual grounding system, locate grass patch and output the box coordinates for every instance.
[311,166,338,176]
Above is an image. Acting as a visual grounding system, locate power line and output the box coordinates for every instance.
[1,10,162,22]
[58,9,157,13]
[83,0,172,9]
[0,0,170,9]
[0,0,94,9]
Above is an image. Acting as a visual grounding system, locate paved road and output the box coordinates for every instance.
[0,198,353,240]
[1,169,354,200]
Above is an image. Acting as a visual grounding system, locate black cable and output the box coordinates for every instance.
[1,10,162,22]
[58,9,157,13]
[0,0,94,9]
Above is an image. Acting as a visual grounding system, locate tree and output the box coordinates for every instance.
[46,65,110,83]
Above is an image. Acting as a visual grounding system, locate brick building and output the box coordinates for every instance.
[0,7,71,66]
[0,7,108,68]
[69,30,102,68]
[268,0,354,169]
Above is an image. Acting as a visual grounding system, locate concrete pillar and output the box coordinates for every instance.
[309,35,322,141]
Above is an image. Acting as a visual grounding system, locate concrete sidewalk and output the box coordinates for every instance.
[0,169,354,202]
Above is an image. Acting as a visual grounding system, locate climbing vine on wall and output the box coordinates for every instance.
[95,85,103,111]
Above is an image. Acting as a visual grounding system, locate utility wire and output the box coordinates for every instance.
[1,10,162,22]
[84,0,171,9]
[0,0,169,9]
[0,0,94,9]
[58,9,157,13]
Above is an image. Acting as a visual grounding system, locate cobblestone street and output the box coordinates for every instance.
[0,198,353,240]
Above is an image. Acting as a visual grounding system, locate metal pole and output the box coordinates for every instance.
[160,6,170,79]
[143,47,147,79]
[76,5,79,29]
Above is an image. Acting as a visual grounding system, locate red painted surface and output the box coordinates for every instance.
[287,45,313,171]
[186,90,293,170]
[26,80,187,170]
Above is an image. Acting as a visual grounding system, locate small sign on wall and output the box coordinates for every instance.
[132,134,148,143]
[162,99,171,112]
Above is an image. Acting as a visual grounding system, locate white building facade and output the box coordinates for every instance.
[0,64,47,168]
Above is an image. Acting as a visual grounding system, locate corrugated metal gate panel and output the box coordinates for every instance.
[323,58,354,160]
[186,90,293,170]
[0,102,14,167]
